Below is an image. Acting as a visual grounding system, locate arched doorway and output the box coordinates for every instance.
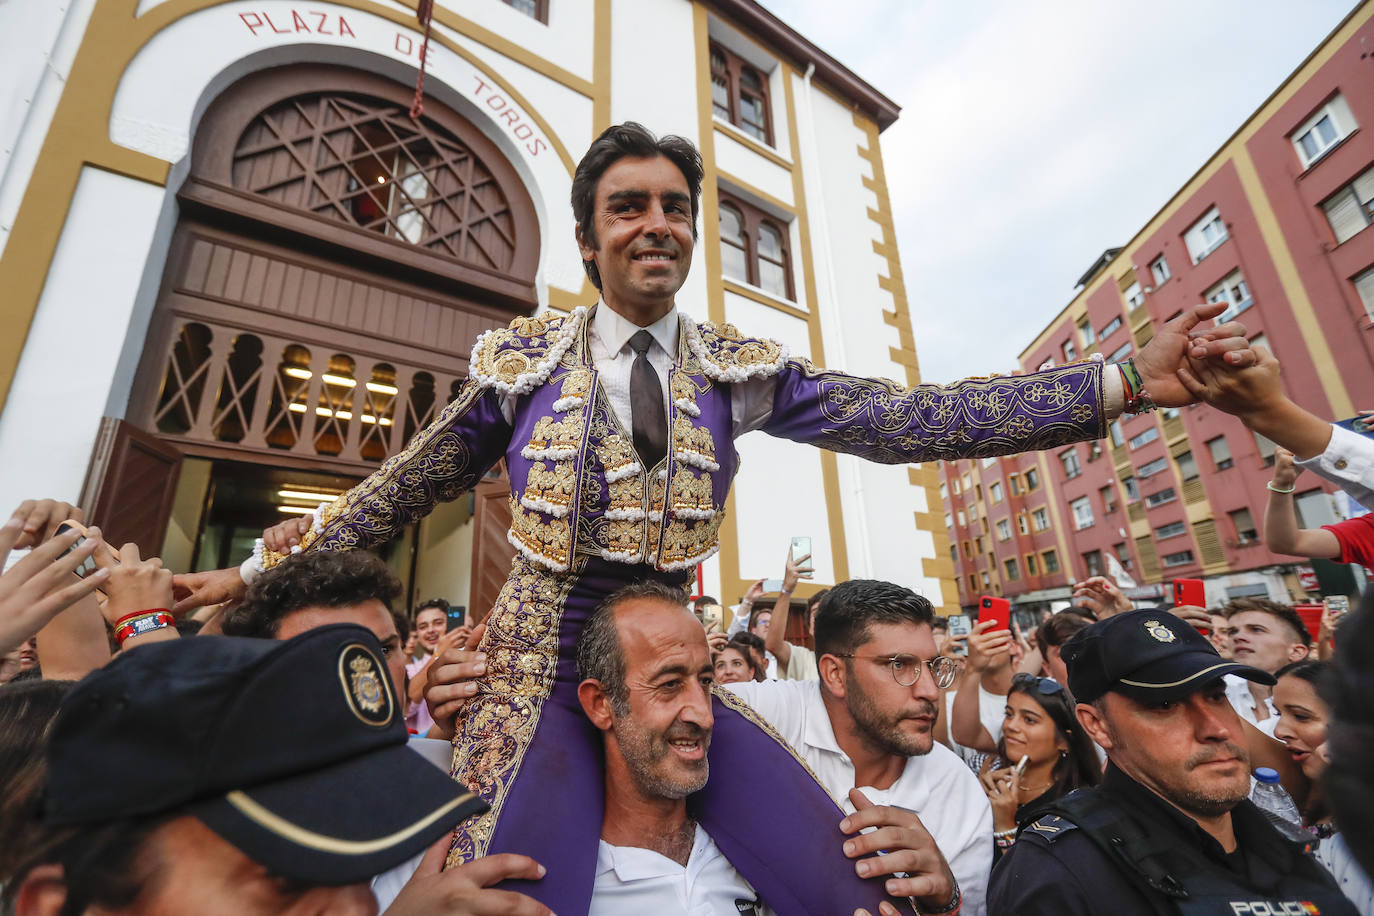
[113,64,533,615]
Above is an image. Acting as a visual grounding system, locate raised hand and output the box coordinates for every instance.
[966,619,1012,673]
[424,623,488,740]
[1071,575,1131,619]
[263,513,314,554]
[0,516,106,655]
[171,566,246,616]
[9,499,84,550]
[1134,301,1255,407]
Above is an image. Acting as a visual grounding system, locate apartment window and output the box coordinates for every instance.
[1078,320,1096,346]
[1042,549,1061,573]
[957,509,966,526]
[1292,93,1356,168]
[1230,508,1258,542]
[1100,485,1118,514]
[969,503,979,521]
[1355,267,1374,321]
[1138,457,1169,478]
[1061,448,1082,479]
[1082,549,1104,577]
[997,519,1012,541]
[990,481,1003,503]
[1122,476,1140,502]
[1128,427,1159,450]
[963,473,972,490]
[1207,436,1233,470]
[1106,342,1133,363]
[1162,549,1196,568]
[1205,270,1254,322]
[1017,513,1029,535]
[1252,429,1278,466]
[1063,339,1077,361]
[1009,474,1022,496]
[975,535,985,553]
[1296,490,1340,528]
[1100,316,1122,338]
[1150,256,1171,286]
[944,512,953,529]
[1176,450,1199,481]
[500,0,549,22]
[718,193,793,299]
[710,43,773,145]
[982,571,991,588]
[1123,282,1145,311]
[1032,507,1050,531]
[1025,468,1040,490]
[963,540,972,558]
[939,481,948,499]
[1155,521,1187,540]
[1026,553,1039,575]
[1071,496,1094,531]
[951,478,960,495]
[1109,419,1125,447]
[1321,166,1374,244]
[1001,557,1019,581]
[1184,206,1228,263]
[949,543,958,564]
[1114,541,1132,570]
[1146,487,1177,508]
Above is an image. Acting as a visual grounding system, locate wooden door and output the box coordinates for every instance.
[468,468,515,623]
[78,418,183,552]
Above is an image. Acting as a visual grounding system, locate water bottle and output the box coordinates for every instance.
[1250,767,1306,840]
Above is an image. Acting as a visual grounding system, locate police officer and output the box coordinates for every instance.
[988,609,1357,915]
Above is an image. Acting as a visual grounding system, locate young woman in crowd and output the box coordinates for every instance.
[967,673,1102,859]
[713,638,766,684]
[1272,659,1374,912]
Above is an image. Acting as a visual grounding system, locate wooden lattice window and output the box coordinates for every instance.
[231,93,517,271]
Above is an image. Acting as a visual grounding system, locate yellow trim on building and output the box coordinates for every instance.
[713,120,793,170]
[721,279,810,320]
[715,168,795,216]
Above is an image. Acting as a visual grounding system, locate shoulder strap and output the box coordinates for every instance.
[1052,790,1190,915]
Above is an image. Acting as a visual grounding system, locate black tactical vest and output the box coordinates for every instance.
[1044,789,1357,916]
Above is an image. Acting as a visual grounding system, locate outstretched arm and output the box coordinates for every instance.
[174,380,513,613]
[763,548,812,670]
[1264,449,1339,558]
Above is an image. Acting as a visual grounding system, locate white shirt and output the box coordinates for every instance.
[1296,423,1374,512]
[943,684,1009,763]
[592,824,775,916]
[1314,831,1374,915]
[1224,673,1279,736]
[405,655,435,735]
[495,304,775,437]
[727,679,993,916]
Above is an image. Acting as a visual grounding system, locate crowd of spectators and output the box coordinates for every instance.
[3,348,1374,913]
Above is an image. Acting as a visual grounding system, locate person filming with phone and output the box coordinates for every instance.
[761,540,823,681]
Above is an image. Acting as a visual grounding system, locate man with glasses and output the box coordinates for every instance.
[724,578,992,916]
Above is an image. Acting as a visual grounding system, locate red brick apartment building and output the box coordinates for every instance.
[941,3,1374,613]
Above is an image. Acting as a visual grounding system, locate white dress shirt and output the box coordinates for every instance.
[1296,423,1374,512]
[726,679,993,916]
[495,303,776,438]
[592,823,775,915]
[1225,673,1279,736]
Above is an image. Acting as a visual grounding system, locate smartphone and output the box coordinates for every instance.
[700,603,723,631]
[1172,578,1205,609]
[55,520,119,581]
[790,536,813,569]
[445,606,467,632]
[1294,604,1324,641]
[1334,415,1374,439]
[979,596,1011,632]
[1324,595,1350,618]
[761,578,784,592]
[947,614,971,656]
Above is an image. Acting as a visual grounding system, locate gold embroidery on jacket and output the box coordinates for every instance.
[508,497,572,570]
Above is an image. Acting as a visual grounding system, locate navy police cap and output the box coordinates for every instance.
[44,624,486,886]
[1062,609,1275,705]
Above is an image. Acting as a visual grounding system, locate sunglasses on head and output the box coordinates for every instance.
[1013,673,1065,696]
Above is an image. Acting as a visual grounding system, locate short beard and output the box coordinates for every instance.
[614,713,710,800]
[1108,720,1249,818]
[844,668,934,758]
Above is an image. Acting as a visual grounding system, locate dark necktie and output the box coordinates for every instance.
[629,329,668,471]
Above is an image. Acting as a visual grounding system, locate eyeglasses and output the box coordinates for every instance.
[1013,673,1065,696]
[833,654,959,689]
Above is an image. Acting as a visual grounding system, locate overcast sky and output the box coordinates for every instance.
[758,0,1356,383]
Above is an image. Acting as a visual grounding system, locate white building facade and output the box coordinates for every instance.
[0,0,956,615]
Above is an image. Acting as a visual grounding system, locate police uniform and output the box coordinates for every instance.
[987,611,1359,916]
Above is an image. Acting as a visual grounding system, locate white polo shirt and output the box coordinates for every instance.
[726,679,993,916]
[591,824,775,915]
[1225,673,1279,736]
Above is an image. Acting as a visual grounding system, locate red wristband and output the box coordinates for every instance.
[113,609,172,629]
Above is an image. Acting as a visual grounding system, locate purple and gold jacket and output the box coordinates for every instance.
[262,306,1105,574]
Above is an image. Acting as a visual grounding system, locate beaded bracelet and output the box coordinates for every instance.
[1118,359,1157,415]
